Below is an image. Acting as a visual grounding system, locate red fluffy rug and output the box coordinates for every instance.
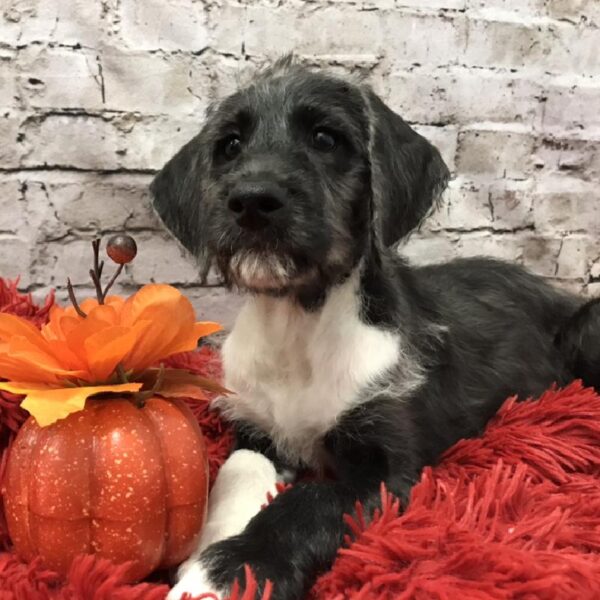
[1,279,600,600]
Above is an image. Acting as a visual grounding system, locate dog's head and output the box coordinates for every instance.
[151,57,449,296]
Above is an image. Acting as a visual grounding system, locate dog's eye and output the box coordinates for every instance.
[312,128,337,152]
[223,135,242,160]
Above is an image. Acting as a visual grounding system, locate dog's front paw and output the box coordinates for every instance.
[167,559,225,600]
[200,538,273,599]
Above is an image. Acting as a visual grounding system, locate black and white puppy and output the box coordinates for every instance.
[151,57,600,600]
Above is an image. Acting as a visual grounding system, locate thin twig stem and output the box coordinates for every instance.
[67,278,87,318]
[90,239,105,304]
[102,264,124,299]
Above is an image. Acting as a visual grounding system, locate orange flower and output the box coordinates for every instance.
[0,284,223,426]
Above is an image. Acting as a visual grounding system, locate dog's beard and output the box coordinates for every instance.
[230,251,292,291]
[219,250,318,294]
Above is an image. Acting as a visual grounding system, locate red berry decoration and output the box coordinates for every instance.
[107,234,137,265]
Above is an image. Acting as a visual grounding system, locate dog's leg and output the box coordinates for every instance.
[197,480,377,600]
[168,449,280,600]
[180,398,418,599]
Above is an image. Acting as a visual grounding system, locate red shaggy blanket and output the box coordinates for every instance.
[1,279,600,599]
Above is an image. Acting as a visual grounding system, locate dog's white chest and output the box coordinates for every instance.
[218,275,403,466]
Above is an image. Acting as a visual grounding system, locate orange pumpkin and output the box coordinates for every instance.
[2,395,209,582]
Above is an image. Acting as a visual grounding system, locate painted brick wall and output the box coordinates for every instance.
[1,0,599,328]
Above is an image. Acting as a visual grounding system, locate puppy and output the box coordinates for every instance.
[151,57,600,600]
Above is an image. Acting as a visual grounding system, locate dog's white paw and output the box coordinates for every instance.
[167,560,224,600]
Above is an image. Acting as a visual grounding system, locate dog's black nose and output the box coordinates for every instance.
[228,182,285,230]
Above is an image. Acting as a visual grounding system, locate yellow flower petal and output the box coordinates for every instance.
[0,381,143,426]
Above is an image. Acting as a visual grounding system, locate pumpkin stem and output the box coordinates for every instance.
[116,363,129,383]
[130,363,166,407]
[133,395,146,409]
[67,278,87,318]
[153,363,166,393]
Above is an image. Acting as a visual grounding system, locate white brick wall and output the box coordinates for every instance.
[1,0,599,327]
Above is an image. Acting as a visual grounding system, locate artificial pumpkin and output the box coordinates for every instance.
[0,235,224,581]
[3,395,209,581]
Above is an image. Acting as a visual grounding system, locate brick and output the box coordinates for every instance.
[545,24,600,77]
[547,0,600,25]
[467,0,550,18]
[425,178,493,232]
[555,236,594,280]
[453,231,525,262]
[32,174,159,235]
[463,19,548,71]
[102,50,205,114]
[543,77,600,134]
[488,180,535,230]
[31,237,100,287]
[20,180,64,239]
[244,6,385,57]
[397,0,466,9]
[189,55,255,100]
[534,136,600,180]
[521,235,563,277]
[188,56,263,106]
[330,0,395,8]
[0,113,24,169]
[208,5,247,56]
[384,12,466,67]
[20,114,123,170]
[403,229,569,282]
[464,18,600,77]
[118,114,200,170]
[532,177,600,234]
[0,236,31,285]
[127,232,203,285]
[0,179,26,233]
[0,59,19,108]
[1,0,103,47]
[400,232,459,265]
[389,68,542,126]
[15,47,103,111]
[21,180,66,240]
[119,0,208,51]
[456,127,535,179]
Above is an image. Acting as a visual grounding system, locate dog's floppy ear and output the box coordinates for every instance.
[365,90,450,246]
[150,134,206,257]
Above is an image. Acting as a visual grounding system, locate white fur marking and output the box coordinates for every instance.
[218,270,421,467]
[168,562,222,600]
[168,450,279,600]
